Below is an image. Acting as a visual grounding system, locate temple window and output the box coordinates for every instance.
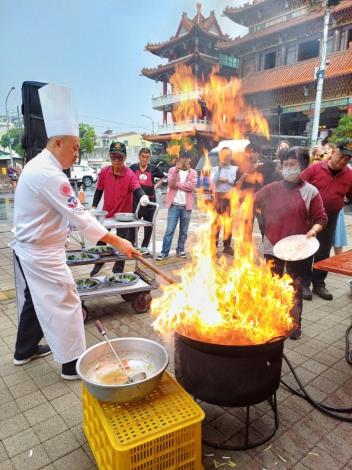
[285,45,296,65]
[260,50,277,70]
[326,32,335,55]
[297,39,319,61]
[339,30,347,50]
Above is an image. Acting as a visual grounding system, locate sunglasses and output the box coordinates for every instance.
[110,154,125,161]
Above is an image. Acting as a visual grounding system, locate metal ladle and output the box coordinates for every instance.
[95,320,147,383]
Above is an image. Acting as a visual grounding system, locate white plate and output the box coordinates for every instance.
[273,234,320,261]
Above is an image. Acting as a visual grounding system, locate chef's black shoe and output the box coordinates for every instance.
[312,285,333,300]
[61,359,80,381]
[13,344,52,366]
[302,286,312,301]
[90,263,103,277]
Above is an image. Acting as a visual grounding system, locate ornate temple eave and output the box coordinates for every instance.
[220,1,352,52]
[145,24,228,57]
[224,0,351,26]
[241,49,352,96]
[141,52,219,80]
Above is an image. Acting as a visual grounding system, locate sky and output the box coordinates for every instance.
[1,0,247,136]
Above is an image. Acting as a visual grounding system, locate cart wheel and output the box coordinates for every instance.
[131,292,152,314]
[121,293,135,302]
[82,303,89,322]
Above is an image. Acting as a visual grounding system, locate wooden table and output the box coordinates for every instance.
[313,249,352,276]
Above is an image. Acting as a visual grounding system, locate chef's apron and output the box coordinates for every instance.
[14,241,85,364]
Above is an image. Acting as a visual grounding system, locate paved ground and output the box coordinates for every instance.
[0,203,351,470]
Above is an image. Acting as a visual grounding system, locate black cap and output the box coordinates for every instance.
[336,139,352,158]
[180,150,192,159]
[110,141,126,156]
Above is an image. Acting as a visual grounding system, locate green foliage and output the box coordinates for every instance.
[79,123,96,155]
[0,127,25,157]
[329,114,352,143]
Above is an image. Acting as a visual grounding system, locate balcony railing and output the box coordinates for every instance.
[156,119,212,135]
[152,88,202,110]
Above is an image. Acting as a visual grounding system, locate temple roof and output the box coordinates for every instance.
[240,49,352,95]
[145,3,227,57]
[224,0,282,25]
[141,52,219,79]
[219,1,352,52]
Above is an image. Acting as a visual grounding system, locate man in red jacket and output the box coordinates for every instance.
[300,140,352,300]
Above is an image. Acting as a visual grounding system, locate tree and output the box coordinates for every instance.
[0,127,25,157]
[79,123,96,156]
[329,114,352,143]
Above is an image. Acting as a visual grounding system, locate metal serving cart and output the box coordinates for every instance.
[67,202,160,318]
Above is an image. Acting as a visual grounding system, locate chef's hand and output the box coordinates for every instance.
[140,194,150,207]
[306,228,317,238]
[100,233,139,258]
[219,177,228,183]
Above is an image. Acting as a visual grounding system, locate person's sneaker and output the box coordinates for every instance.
[61,359,80,380]
[176,251,187,259]
[313,285,333,300]
[223,246,234,256]
[290,327,302,340]
[140,247,150,256]
[90,263,103,277]
[156,253,168,261]
[302,286,312,301]
[13,344,52,366]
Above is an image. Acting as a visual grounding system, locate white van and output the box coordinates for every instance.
[70,165,97,188]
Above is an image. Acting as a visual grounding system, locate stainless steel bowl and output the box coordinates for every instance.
[90,209,108,224]
[77,338,168,403]
[114,212,135,222]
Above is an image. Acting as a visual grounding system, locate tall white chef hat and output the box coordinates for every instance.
[39,83,79,138]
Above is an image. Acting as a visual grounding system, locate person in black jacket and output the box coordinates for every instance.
[129,148,164,254]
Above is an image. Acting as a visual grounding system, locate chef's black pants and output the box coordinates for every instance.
[265,254,313,326]
[14,254,44,360]
[302,213,338,288]
[94,227,133,273]
[212,195,232,249]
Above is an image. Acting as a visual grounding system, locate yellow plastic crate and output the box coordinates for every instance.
[82,371,205,470]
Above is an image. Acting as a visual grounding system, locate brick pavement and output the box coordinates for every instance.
[0,209,351,470]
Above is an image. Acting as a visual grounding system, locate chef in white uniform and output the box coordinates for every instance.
[12,83,139,379]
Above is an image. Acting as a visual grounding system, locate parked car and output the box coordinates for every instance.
[70,165,97,188]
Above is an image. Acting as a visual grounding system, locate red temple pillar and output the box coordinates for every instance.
[163,81,167,96]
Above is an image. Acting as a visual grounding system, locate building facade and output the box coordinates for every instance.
[143,1,352,153]
[220,0,352,147]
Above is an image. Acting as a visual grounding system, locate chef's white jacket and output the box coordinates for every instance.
[12,149,108,363]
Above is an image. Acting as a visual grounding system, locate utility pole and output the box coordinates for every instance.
[5,86,15,165]
[311,1,340,145]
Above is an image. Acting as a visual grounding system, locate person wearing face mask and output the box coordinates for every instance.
[255,147,327,339]
[300,139,352,300]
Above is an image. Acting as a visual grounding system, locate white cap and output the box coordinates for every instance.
[212,139,250,153]
[39,83,79,138]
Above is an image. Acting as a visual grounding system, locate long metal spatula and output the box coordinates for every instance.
[95,320,146,383]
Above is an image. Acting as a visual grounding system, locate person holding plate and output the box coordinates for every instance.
[255,147,327,339]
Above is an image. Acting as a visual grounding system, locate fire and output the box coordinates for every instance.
[152,65,295,346]
[152,191,295,345]
[170,64,202,123]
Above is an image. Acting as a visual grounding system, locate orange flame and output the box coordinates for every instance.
[152,65,294,346]
[152,190,295,345]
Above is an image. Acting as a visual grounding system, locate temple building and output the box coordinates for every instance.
[142,1,352,152]
[220,0,352,147]
[141,4,238,149]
